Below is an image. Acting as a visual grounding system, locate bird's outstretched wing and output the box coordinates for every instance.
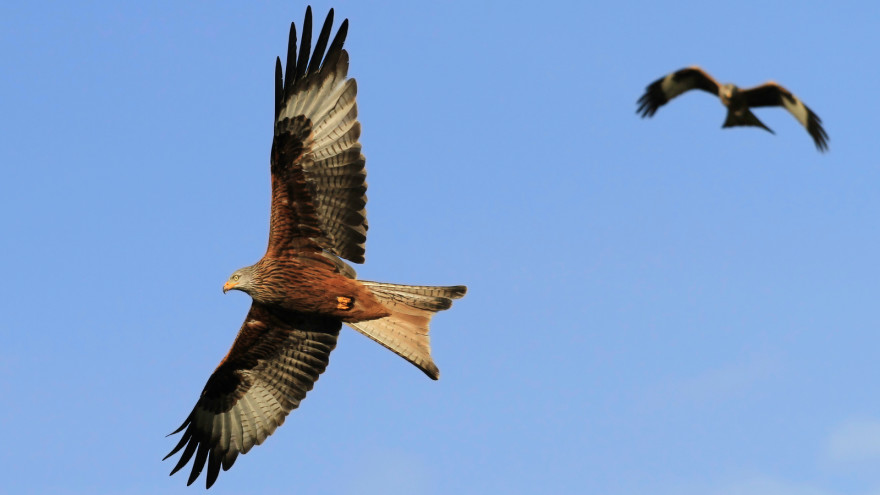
[267,6,368,264]
[637,66,721,118]
[164,304,341,488]
[740,82,829,151]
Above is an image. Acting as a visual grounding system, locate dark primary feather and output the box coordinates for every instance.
[294,7,313,85]
[322,19,348,71]
[274,58,283,120]
[637,67,720,118]
[165,304,341,489]
[284,21,297,94]
[308,9,334,75]
[804,109,828,151]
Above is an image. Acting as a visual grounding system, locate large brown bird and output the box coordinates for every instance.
[637,66,828,152]
[164,7,466,488]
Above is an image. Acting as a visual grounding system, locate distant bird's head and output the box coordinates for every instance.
[223,266,256,294]
[719,83,738,105]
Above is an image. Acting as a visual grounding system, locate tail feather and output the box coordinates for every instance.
[347,282,466,379]
[722,109,775,134]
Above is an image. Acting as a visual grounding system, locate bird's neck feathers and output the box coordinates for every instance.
[246,260,290,303]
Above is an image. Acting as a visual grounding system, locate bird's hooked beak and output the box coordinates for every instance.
[223,281,237,293]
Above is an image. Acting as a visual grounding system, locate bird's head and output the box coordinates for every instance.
[223,266,256,294]
[720,83,738,103]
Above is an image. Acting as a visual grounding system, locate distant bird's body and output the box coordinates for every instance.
[637,66,828,151]
[165,7,466,489]
[717,83,775,134]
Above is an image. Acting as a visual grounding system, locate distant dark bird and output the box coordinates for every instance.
[637,66,828,151]
[164,7,466,489]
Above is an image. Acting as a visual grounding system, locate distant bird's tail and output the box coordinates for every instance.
[722,108,775,134]
[347,282,466,379]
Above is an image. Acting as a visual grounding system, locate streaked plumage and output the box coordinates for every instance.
[165,7,466,488]
[637,66,828,151]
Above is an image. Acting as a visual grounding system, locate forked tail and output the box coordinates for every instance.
[346,282,466,379]
[722,108,775,134]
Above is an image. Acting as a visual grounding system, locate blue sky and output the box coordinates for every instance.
[3,1,880,494]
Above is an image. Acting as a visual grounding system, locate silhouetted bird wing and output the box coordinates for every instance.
[740,82,828,151]
[637,66,721,118]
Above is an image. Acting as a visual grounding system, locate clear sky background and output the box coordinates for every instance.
[3,1,880,494]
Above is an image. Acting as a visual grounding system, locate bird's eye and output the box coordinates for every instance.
[232,274,241,281]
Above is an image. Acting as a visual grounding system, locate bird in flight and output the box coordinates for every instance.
[164,7,466,488]
[637,66,828,151]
